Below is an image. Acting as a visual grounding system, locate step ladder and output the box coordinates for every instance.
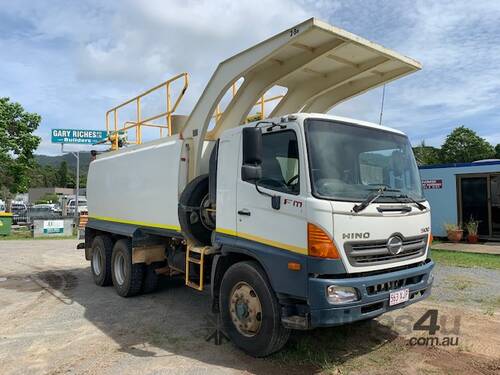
[185,245,213,291]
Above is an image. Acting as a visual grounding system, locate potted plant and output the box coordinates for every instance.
[465,217,480,244]
[444,223,463,242]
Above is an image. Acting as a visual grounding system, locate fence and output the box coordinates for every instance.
[11,207,79,226]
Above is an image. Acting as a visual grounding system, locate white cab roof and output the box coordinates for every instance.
[288,113,406,135]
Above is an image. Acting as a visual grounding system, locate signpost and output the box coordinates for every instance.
[51,128,107,222]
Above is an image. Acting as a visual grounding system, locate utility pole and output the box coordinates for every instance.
[61,143,80,223]
[72,151,80,223]
[379,84,386,125]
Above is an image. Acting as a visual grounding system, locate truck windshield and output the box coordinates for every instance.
[305,119,424,202]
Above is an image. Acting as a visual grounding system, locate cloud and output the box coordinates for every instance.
[1,0,500,155]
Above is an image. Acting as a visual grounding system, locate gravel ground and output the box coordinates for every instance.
[0,240,499,375]
[430,264,500,313]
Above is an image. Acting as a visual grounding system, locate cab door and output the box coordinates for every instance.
[236,126,308,296]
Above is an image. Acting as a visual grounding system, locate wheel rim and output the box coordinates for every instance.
[229,282,262,337]
[114,252,126,285]
[92,248,102,275]
[200,194,216,230]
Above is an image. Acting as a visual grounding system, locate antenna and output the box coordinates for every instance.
[379,84,386,125]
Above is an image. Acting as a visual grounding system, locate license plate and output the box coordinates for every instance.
[389,288,409,306]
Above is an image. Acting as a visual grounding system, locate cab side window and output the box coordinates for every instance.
[258,130,300,195]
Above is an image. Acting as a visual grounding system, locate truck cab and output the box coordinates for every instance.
[213,113,433,329]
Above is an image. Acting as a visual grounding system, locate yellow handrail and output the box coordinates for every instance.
[106,72,189,150]
[212,83,284,124]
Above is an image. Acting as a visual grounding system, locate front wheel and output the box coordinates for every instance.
[220,261,290,357]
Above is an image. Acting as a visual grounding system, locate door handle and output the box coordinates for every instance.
[238,209,251,216]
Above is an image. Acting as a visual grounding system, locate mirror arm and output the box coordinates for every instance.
[254,181,281,210]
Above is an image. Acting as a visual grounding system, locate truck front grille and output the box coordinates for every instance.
[344,235,427,266]
[366,274,424,295]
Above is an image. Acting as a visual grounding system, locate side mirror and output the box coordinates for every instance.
[241,127,263,182]
[242,164,262,182]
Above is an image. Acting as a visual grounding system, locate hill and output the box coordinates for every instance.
[35,152,92,174]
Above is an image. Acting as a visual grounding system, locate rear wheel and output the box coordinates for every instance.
[111,239,144,297]
[91,235,113,286]
[220,261,290,357]
[142,262,163,294]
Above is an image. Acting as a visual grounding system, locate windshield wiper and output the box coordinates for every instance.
[352,186,387,213]
[396,194,427,211]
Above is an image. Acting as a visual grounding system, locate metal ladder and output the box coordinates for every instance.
[185,246,211,291]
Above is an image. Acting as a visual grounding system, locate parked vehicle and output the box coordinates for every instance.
[32,203,61,212]
[83,19,434,357]
[67,198,88,215]
[27,206,60,220]
[11,202,28,224]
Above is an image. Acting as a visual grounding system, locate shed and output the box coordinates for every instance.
[419,160,500,238]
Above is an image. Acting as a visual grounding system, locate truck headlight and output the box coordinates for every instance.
[326,285,359,304]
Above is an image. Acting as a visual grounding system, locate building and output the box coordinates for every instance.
[419,160,500,238]
[28,187,86,204]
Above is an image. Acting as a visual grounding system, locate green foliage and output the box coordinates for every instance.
[35,193,59,204]
[57,161,69,187]
[495,144,500,159]
[28,153,90,189]
[0,97,41,200]
[443,222,461,232]
[440,126,494,163]
[413,140,442,165]
[465,219,479,236]
[28,164,58,188]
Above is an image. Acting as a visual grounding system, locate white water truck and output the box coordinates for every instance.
[83,18,434,357]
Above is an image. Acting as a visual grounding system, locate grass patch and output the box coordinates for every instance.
[0,228,76,240]
[451,279,473,291]
[272,320,404,373]
[481,297,500,316]
[443,275,478,291]
[431,248,500,270]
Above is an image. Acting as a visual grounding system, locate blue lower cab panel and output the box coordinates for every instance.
[307,259,434,328]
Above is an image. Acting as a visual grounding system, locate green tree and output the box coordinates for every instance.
[56,161,69,187]
[440,126,494,163]
[413,140,442,165]
[0,97,41,210]
[495,144,500,159]
[35,193,59,204]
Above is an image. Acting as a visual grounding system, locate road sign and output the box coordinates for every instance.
[51,129,108,144]
[43,220,64,234]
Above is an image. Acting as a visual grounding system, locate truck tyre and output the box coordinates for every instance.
[142,262,162,294]
[111,239,144,297]
[91,235,113,286]
[178,174,213,246]
[219,261,290,357]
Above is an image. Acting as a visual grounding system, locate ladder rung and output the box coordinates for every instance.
[186,280,203,290]
[187,257,201,265]
[188,246,205,254]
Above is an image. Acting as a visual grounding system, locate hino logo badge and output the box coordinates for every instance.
[342,232,370,240]
[387,236,403,255]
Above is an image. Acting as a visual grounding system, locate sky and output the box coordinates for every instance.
[1,0,500,155]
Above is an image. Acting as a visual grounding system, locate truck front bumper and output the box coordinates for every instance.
[307,259,434,328]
